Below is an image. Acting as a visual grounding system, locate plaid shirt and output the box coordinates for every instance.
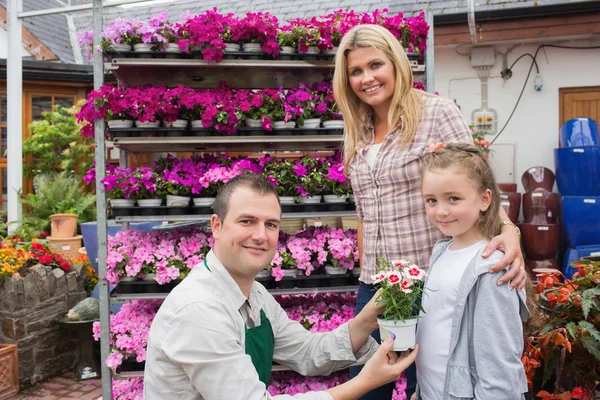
[349,95,472,284]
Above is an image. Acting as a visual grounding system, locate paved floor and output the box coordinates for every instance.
[8,371,102,400]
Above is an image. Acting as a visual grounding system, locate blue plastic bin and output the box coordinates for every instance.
[562,244,600,279]
[554,146,600,196]
[560,117,599,147]
[561,196,600,248]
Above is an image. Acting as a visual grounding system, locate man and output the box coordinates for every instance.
[144,174,417,400]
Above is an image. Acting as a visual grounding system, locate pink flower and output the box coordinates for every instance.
[105,351,124,369]
[387,271,402,285]
[403,265,425,281]
[392,259,410,269]
[400,278,414,293]
[372,272,386,284]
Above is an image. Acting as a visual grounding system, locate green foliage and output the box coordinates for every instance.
[18,172,96,238]
[24,103,94,180]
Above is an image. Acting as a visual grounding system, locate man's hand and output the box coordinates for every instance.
[358,338,418,388]
[483,226,527,289]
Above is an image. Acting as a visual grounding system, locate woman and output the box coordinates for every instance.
[332,24,527,400]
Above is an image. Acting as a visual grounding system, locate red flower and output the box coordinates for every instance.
[60,261,71,272]
[39,255,53,264]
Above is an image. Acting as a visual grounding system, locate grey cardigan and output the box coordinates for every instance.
[417,239,530,400]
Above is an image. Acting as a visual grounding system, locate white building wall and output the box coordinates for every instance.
[434,40,600,192]
[0,27,32,58]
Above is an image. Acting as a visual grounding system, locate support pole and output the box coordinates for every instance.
[425,9,435,93]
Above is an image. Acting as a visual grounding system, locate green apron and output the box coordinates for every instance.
[203,258,274,386]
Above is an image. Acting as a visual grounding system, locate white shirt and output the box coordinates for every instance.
[415,240,488,400]
[143,250,378,400]
[364,142,383,169]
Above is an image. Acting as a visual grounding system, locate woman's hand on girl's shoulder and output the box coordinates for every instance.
[482,229,527,290]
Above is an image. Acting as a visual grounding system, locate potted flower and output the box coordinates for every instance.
[290,24,321,54]
[237,12,280,57]
[470,126,492,159]
[155,157,194,207]
[321,160,350,204]
[129,85,164,128]
[262,159,300,204]
[101,166,136,207]
[314,80,344,128]
[174,9,230,61]
[285,83,326,128]
[294,156,324,204]
[522,261,600,399]
[130,167,162,207]
[276,29,297,54]
[261,88,294,130]
[128,15,168,52]
[162,85,190,129]
[235,89,266,128]
[373,258,427,351]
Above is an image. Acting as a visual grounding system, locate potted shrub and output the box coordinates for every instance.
[522,261,600,399]
[237,12,280,57]
[285,83,326,128]
[155,158,194,207]
[321,159,350,204]
[294,157,324,204]
[130,167,162,207]
[100,166,136,207]
[262,159,300,205]
[373,258,427,351]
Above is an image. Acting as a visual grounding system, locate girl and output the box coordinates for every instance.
[332,23,527,399]
[416,143,529,399]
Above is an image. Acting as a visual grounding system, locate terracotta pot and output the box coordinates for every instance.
[499,192,521,223]
[521,166,555,192]
[522,191,560,223]
[49,213,78,238]
[525,206,552,224]
[519,223,561,260]
[498,183,517,193]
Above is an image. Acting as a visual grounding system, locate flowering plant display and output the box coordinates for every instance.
[154,155,196,197]
[262,159,300,197]
[373,258,427,322]
[283,21,321,53]
[0,245,30,280]
[78,17,135,60]
[285,83,328,126]
[470,126,492,157]
[522,261,600,399]
[100,165,137,200]
[129,167,160,201]
[294,155,324,198]
[321,152,351,198]
[21,241,72,273]
[76,84,134,137]
[237,12,280,57]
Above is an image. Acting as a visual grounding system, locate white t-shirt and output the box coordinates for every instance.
[365,142,383,168]
[415,240,488,400]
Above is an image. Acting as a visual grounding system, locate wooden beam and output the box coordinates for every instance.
[0,6,58,61]
[435,12,600,46]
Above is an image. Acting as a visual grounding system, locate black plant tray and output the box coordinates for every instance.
[107,127,343,139]
[273,273,350,289]
[107,50,334,62]
[280,202,355,213]
[115,279,182,294]
[111,206,191,217]
[116,358,145,374]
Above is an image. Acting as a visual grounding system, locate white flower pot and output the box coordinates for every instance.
[135,120,160,128]
[377,318,418,351]
[323,46,338,55]
[349,194,355,203]
[283,268,297,277]
[133,43,154,52]
[121,275,136,281]
[280,46,296,54]
[166,195,190,207]
[285,121,296,128]
[305,46,320,54]
[164,119,188,128]
[322,120,344,129]
[256,270,271,278]
[242,43,262,53]
[273,121,288,130]
[245,118,262,128]
[299,118,321,129]
[191,120,208,129]
[351,268,360,277]
[193,197,215,207]
[323,194,346,204]
[107,120,134,129]
[143,273,156,281]
[299,196,322,204]
[279,196,296,205]
[164,43,182,53]
[137,199,162,207]
[111,199,135,207]
[224,43,241,52]
[110,43,132,52]
[325,265,347,275]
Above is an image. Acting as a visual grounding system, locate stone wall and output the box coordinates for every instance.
[0,265,87,388]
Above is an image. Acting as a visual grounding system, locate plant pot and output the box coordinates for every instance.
[519,222,561,260]
[521,166,555,192]
[325,265,347,275]
[323,46,338,55]
[143,273,156,281]
[137,199,162,207]
[498,183,517,193]
[164,119,188,128]
[256,270,271,278]
[322,120,344,129]
[121,276,137,282]
[523,191,560,223]
[299,196,322,204]
[163,43,181,53]
[49,213,78,239]
[245,118,262,128]
[135,120,160,128]
[377,318,418,351]
[107,119,134,129]
[0,344,19,398]
[111,199,135,207]
[193,197,215,207]
[133,43,154,52]
[109,43,132,52]
[305,46,320,54]
[349,194,355,203]
[525,206,552,224]
[166,195,190,207]
[279,196,296,205]
[299,118,321,129]
[323,194,346,204]
[280,46,296,54]
[242,43,262,53]
[191,120,211,129]
[283,268,297,277]
[224,43,241,52]
[499,192,521,223]
[273,121,288,130]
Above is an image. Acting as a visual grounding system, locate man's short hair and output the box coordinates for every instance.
[213,173,280,221]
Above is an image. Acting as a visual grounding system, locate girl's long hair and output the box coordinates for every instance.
[332,24,431,173]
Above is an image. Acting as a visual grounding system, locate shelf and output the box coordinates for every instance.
[112,135,343,153]
[110,285,358,304]
[114,210,357,223]
[105,58,424,88]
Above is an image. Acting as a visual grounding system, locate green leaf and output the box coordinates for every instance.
[566,321,578,339]
[579,320,600,342]
[580,336,600,362]
[581,292,599,319]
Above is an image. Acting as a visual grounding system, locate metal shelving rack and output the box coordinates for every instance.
[92,2,435,397]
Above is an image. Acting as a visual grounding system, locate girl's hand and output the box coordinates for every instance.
[483,226,527,290]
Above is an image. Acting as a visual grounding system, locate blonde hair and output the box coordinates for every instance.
[333,24,430,173]
[420,143,502,240]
